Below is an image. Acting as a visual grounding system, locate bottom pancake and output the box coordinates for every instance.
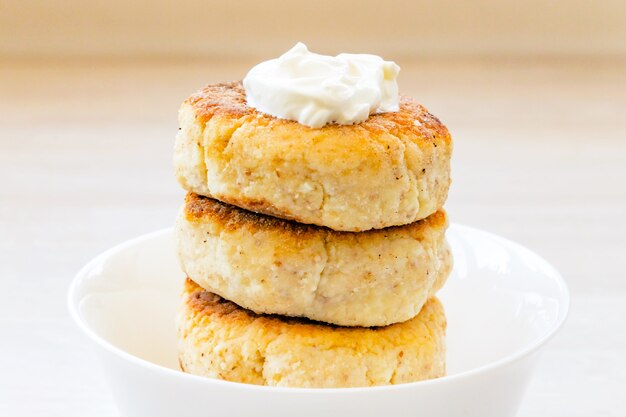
[177,278,446,388]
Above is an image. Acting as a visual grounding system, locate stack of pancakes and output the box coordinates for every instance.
[174,82,453,388]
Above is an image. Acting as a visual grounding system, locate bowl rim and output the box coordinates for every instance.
[67,224,570,394]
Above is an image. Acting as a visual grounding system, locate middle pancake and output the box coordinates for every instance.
[176,193,452,327]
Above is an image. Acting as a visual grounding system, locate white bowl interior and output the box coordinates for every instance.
[71,225,568,378]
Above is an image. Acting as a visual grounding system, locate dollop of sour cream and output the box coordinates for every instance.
[243,42,400,128]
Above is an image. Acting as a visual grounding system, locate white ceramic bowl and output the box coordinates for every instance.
[68,225,569,417]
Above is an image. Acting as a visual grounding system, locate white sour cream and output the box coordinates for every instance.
[243,42,400,128]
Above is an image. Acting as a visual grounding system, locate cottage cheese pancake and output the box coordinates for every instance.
[177,278,447,388]
[176,193,452,327]
[174,82,451,231]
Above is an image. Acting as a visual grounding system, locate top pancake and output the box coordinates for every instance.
[185,82,451,139]
[174,81,452,231]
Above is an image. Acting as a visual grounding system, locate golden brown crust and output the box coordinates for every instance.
[184,192,447,238]
[185,81,451,148]
[185,278,342,330]
[206,193,312,227]
[183,277,443,337]
[184,192,320,237]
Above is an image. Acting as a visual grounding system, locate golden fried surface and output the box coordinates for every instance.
[174,81,452,231]
[177,278,446,388]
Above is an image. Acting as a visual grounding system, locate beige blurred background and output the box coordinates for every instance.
[2,0,626,58]
[1,1,625,417]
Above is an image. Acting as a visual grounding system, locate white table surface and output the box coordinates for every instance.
[1,57,624,416]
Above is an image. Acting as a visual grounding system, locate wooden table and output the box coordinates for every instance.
[1,57,624,416]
